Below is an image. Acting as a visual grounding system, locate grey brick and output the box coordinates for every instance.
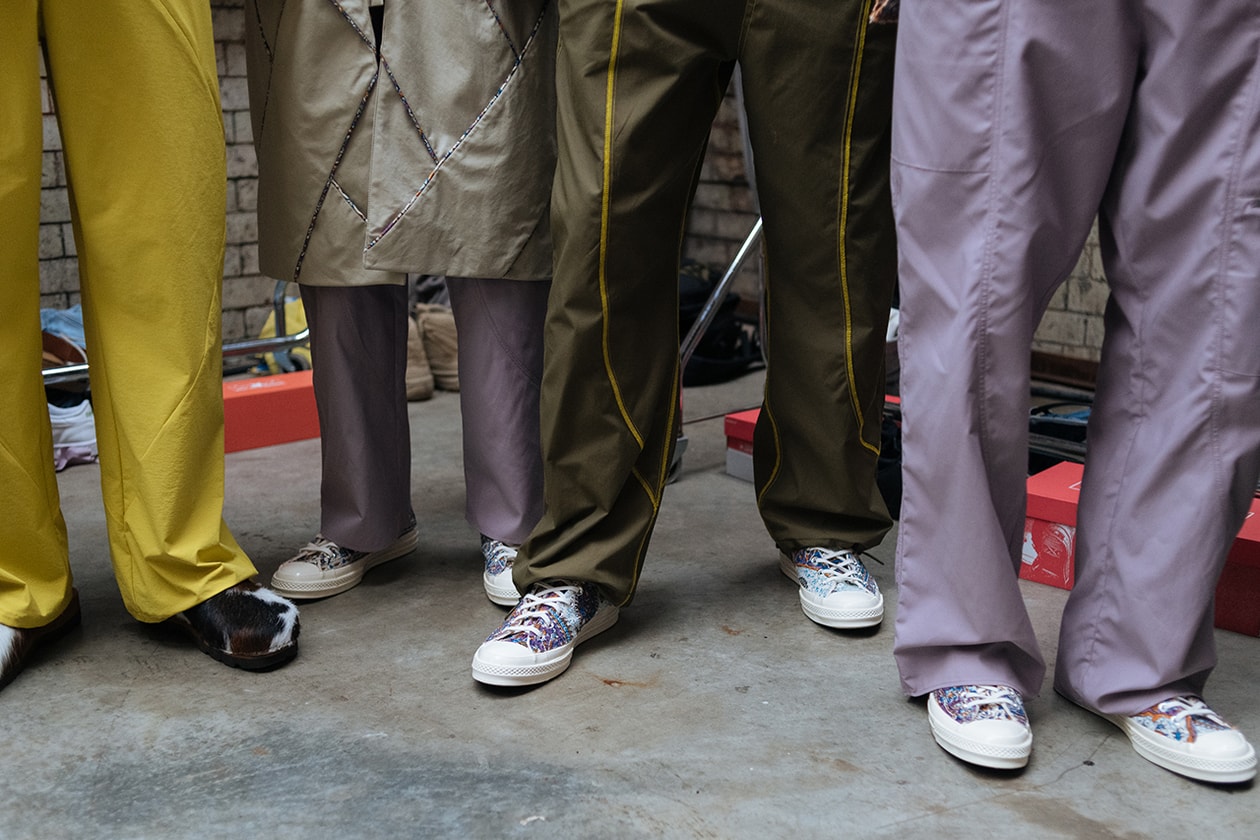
[227,210,258,245]
[240,243,260,275]
[41,152,63,188]
[42,114,63,151]
[1043,283,1069,312]
[243,304,276,338]
[235,177,258,212]
[222,274,275,310]
[1084,316,1107,350]
[218,77,251,112]
[41,292,71,310]
[226,143,259,178]
[223,245,243,277]
[39,224,64,259]
[225,42,249,77]
[39,257,80,294]
[1067,274,1109,316]
[40,187,71,223]
[221,309,247,343]
[1035,310,1087,347]
[211,6,246,41]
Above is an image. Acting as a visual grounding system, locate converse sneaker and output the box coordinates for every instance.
[48,399,98,470]
[471,580,618,687]
[270,523,418,599]
[481,536,521,607]
[1105,696,1256,784]
[928,685,1033,769]
[779,547,884,628]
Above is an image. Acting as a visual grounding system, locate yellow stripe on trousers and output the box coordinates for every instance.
[596,0,672,511]
[840,0,881,456]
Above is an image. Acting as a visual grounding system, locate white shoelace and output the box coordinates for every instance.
[808,548,868,593]
[295,537,353,569]
[1156,696,1226,728]
[481,538,518,570]
[502,582,583,641]
[958,685,1024,719]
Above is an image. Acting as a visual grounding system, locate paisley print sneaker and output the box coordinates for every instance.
[471,580,618,687]
[1106,696,1256,784]
[779,547,884,628]
[928,685,1033,769]
[481,536,521,607]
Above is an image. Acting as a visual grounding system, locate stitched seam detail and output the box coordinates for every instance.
[839,0,880,456]
[596,0,647,454]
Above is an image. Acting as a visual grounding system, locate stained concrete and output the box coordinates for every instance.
[3,371,1257,839]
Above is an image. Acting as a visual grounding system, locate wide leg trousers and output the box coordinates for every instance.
[303,277,548,551]
[0,0,257,626]
[892,0,1260,714]
[516,0,898,604]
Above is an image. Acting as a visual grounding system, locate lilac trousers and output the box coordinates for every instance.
[302,277,547,552]
[891,0,1260,714]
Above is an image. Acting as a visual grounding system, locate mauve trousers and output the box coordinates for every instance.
[301,277,547,552]
[892,0,1260,714]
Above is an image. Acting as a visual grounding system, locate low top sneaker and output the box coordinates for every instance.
[48,400,98,470]
[779,547,884,628]
[481,536,521,607]
[928,685,1033,770]
[1105,696,1256,784]
[472,580,618,687]
[271,523,418,599]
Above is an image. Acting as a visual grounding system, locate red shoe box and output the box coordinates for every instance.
[1021,461,1083,590]
[222,371,320,453]
[1215,507,1260,636]
[1022,460,1260,636]
[724,408,758,482]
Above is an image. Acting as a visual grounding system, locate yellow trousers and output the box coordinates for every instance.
[0,0,257,626]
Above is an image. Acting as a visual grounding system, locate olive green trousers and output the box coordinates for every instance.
[517,0,897,605]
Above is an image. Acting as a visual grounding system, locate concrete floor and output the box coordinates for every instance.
[5,370,1257,839]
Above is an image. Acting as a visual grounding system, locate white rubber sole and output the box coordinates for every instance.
[778,553,884,628]
[1106,713,1257,784]
[471,603,619,687]
[483,572,521,607]
[927,693,1032,770]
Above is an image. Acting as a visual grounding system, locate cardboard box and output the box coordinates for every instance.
[223,371,320,453]
[1021,461,1083,589]
[1021,460,1260,636]
[724,408,757,482]
[1217,505,1260,636]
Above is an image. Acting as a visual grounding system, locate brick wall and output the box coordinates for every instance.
[37,63,76,312]
[213,0,276,343]
[1032,229,1109,361]
[36,8,1106,360]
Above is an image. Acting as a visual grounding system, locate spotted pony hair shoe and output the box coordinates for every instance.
[168,580,300,670]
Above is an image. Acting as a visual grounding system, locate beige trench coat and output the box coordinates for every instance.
[244,1,556,286]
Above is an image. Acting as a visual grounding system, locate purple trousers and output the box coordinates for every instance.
[892,0,1260,715]
[301,277,547,552]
